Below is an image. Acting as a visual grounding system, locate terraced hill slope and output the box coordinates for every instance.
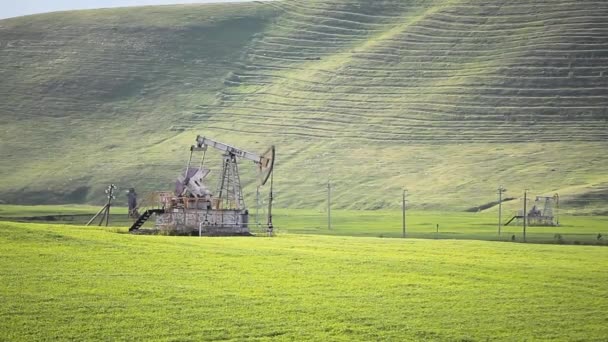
[1,0,607,212]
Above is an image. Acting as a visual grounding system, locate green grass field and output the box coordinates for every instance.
[1,220,607,340]
[0,204,126,218]
[2,205,606,245]
[2,1,607,339]
[278,209,608,245]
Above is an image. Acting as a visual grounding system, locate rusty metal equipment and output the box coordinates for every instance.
[129,135,275,235]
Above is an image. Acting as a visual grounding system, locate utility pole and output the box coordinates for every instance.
[498,186,506,236]
[255,186,260,227]
[402,189,407,238]
[86,184,116,227]
[267,171,274,236]
[523,189,528,242]
[327,179,332,230]
[104,184,116,226]
[554,193,560,226]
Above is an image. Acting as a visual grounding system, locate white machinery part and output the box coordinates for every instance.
[176,167,211,198]
[193,135,275,186]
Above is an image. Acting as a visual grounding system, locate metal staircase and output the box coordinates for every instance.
[129,209,165,232]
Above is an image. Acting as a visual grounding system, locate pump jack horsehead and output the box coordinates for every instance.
[129,135,275,236]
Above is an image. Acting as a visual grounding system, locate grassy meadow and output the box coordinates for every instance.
[277,209,608,245]
[0,222,608,341]
[1,220,607,341]
[0,204,126,218]
[1,0,607,339]
[1,205,606,245]
[1,204,605,339]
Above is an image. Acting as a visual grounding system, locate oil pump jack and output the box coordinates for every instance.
[129,135,275,235]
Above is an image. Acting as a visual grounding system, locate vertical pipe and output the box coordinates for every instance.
[107,185,115,227]
[402,189,406,238]
[232,156,239,209]
[267,170,274,234]
[256,186,260,227]
[523,189,528,242]
[498,186,504,236]
[106,203,110,227]
[327,180,331,230]
[555,193,560,226]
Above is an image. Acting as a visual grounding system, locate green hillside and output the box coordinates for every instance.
[0,0,607,212]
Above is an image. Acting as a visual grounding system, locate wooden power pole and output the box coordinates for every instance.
[402,189,407,238]
[523,189,528,242]
[86,184,117,227]
[498,186,506,236]
[327,179,332,230]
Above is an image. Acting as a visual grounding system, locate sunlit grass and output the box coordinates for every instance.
[0,220,606,340]
[2,205,606,245]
